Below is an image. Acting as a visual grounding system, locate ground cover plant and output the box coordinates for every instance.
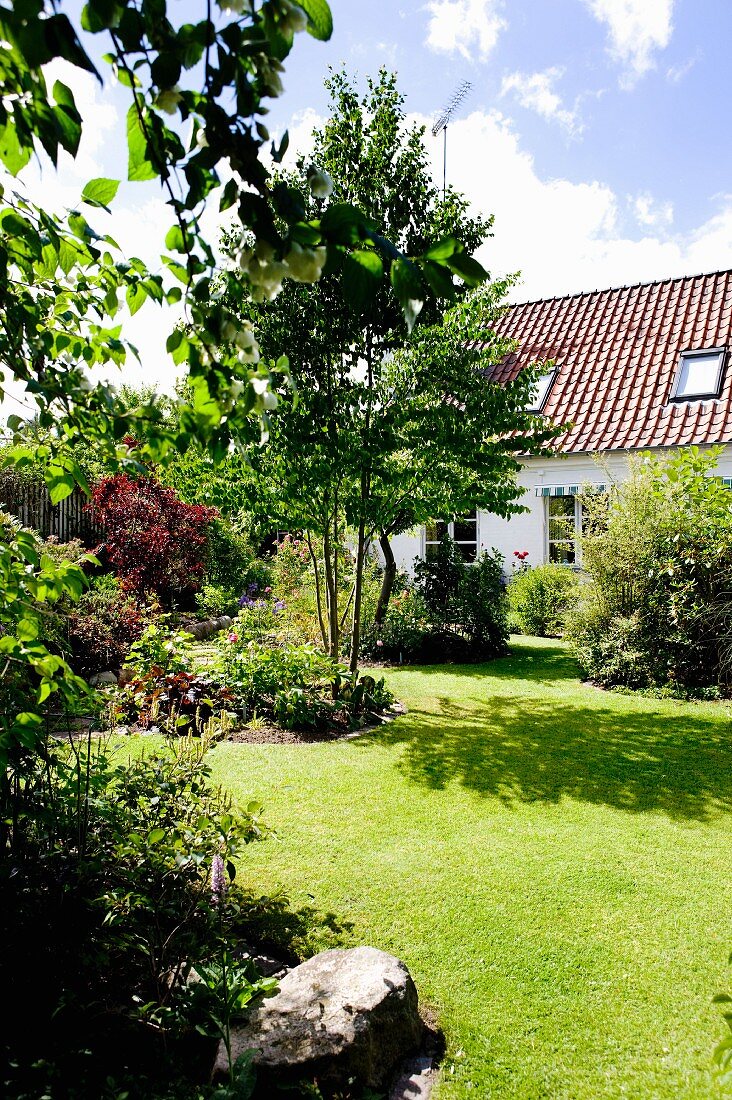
[209,637,732,1099]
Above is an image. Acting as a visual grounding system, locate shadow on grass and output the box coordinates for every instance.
[362,642,732,821]
[394,637,582,688]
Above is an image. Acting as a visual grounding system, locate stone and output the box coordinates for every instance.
[214,946,421,1089]
[90,670,118,687]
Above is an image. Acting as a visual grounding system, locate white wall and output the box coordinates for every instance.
[388,444,732,576]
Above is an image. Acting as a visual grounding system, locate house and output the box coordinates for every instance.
[390,268,732,572]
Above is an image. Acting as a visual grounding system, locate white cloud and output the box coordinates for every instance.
[583,0,675,87]
[666,51,700,84]
[631,191,673,229]
[417,107,732,302]
[424,0,506,62]
[500,67,583,137]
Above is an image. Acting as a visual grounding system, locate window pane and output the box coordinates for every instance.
[453,517,477,542]
[457,543,477,562]
[548,495,575,517]
[425,520,446,544]
[676,351,723,398]
[549,542,576,564]
[549,518,574,541]
[526,370,555,412]
[425,543,440,562]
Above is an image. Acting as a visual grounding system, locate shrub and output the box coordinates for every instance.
[114,669,236,736]
[204,518,270,599]
[360,587,430,662]
[195,581,240,619]
[413,535,509,658]
[66,574,144,674]
[89,474,218,604]
[508,563,580,636]
[567,448,732,691]
[2,734,267,1096]
[123,620,194,677]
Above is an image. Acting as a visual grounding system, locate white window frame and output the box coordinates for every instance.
[671,347,726,402]
[546,494,581,566]
[424,511,479,563]
[526,369,557,413]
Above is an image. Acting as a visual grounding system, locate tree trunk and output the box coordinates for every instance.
[349,504,367,674]
[374,532,397,625]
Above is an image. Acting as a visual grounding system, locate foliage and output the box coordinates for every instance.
[196,581,241,620]
[1,733,267,1097]
[66,573,145,673]
[124,620,195,677]
[213,637,390,730]
[508,562,580,636]
[567,448,732,691]
[0,510,91,771]
[90,474,218,602]
[413,535,509,659]
[360,585,430,662]
[114,669,236,736]
[204,518,270,596]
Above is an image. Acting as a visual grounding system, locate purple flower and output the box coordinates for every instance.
[211,854,226,905]
[247,582,258,594]
[274,600,286,612]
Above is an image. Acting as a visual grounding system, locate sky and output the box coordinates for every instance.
[8,0,732,395]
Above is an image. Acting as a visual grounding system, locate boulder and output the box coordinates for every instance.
[90,670,118,687]
[214,946,421,1089]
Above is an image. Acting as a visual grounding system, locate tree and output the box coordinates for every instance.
[233,69,559,666]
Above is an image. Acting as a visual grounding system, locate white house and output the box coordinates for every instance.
[391,269,732,572]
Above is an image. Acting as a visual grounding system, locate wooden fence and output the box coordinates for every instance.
[0,477,102,545]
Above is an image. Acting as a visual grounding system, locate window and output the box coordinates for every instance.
[547,495,578,564]
[425,512,478,562]
[672,348,725,401]
[526,369,556,412]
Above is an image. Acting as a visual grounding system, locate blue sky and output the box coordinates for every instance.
[10,0,732,389]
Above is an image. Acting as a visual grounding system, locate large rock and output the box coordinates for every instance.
[214,946,421,1089]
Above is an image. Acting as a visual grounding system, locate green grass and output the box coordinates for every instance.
[207,637,732,1098]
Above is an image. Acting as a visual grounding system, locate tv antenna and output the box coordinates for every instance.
[431,80,472,201]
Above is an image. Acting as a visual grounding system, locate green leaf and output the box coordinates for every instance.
[219,178,239,213]
[320,202,375,246]
[445,251,488,286]
[126,104,156,182]
[165,224,187,252]
[48,471,76,504]
[420,258,457,301]
[126,282,147,315]
[81,177,120,209]
[148,827,166,845]
[424,236,461,262]
[16,617,39,642]
[391,258,424,333]
[342,250,383,312]
[299,0,333,40]
[0,123,32,176]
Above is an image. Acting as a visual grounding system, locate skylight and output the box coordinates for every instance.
[526,369,556,412]
[672,348,725,401]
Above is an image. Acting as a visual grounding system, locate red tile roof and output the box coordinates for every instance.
[487,269,732,454]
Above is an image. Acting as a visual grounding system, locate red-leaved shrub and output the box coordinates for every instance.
[89,475,218,602]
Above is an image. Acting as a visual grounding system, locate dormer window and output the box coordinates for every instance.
[672,348,725,401]
[526,369,556,412]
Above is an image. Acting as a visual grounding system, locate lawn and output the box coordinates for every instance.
[207,637,732,1099]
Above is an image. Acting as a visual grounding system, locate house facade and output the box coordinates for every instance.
[390,269,732,573]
